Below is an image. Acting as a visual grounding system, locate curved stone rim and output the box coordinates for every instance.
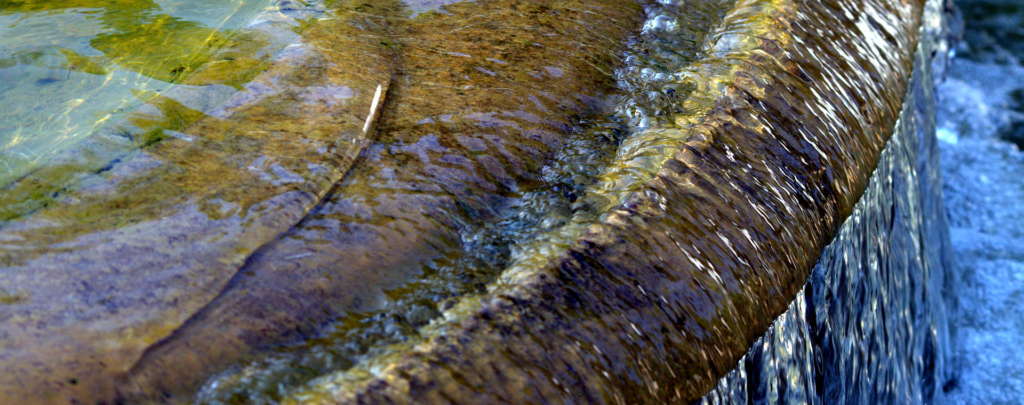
[281,0,929,402]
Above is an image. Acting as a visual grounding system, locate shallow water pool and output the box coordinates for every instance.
[0,0,274,185]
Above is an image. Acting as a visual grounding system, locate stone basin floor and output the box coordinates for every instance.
[938,0,1024,401]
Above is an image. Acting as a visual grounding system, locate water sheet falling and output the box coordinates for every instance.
[698,1,959,401]
[245,0,951,401]
[0,0,957,401]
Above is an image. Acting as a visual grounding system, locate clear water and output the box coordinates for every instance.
[1,1,668,403]
[0,0,958,403]
[0,1,398,403]
[0,0,277,186]
[263,0,953,401]
[191,1,736,402]
[696,1,962,402]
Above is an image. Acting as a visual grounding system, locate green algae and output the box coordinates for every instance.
[0,1,397,403]
[0,0,273,187]
[0,290,28,305]
[58,49,111,76]
[1,0,269,86]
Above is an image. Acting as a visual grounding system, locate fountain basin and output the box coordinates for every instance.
[270,0,960,403]
[0,0,958,402]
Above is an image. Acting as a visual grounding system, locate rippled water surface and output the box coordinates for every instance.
[698,1,961,400]
[261,0,942,400]
[0,0,280,185]
[193,1,736,402]
[0,0,952,402]
[1,0,682,402]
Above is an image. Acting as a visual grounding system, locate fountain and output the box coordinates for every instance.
[0,0,958,403]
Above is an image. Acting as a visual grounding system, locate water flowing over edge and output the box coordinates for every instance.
[0,0,945,400]
[267,0,934,400]
[697,0,961,401]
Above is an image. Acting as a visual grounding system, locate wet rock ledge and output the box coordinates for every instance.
[278,0,957,402]
[0,0,958,402]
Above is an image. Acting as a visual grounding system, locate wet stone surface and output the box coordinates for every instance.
[2,0,658,403]
[267,0,934,401]
[0,0,941,402]
[698,0,962,400]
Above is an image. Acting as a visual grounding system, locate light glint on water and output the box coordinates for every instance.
[0,0,272,186]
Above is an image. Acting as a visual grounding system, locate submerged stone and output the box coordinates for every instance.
[1,0,652,403]
[125,1,654,402]
[0,0,279,187]
[267,0,948,402]
[0,0,956,402]
[0,0,395,402]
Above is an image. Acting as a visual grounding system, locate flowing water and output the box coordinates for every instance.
[0,0,280,186]
[0,0,959,403]
[260,0,955,401]
[1,1,672,402]
[698,1,960,402]
[192,1,737,402]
